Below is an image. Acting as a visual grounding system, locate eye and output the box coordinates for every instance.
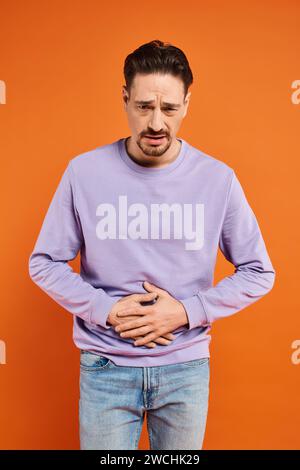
[137,105,176,112]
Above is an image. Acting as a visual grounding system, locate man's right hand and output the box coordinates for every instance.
[107,292,176,348]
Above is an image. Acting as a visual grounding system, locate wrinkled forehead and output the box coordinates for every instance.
[130,73,185,102]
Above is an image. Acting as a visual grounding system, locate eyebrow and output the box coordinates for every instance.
[134,100,181,107]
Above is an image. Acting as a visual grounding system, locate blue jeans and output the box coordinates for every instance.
[79,350,210,450]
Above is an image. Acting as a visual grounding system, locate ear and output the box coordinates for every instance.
[122,86,129,108]
[183,91,191,118]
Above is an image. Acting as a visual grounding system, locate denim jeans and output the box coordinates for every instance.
[79,350,210,450]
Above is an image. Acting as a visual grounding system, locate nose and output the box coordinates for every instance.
[148,108,164,133]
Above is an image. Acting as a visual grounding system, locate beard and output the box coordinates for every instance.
[136,135,172,157]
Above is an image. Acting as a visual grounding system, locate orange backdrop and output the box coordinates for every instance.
[0,0,299,450]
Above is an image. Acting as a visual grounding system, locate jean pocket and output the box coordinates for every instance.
[180,357,210,367]
[80,350,113,371]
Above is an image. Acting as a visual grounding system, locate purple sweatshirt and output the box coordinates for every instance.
[28,136,275,367]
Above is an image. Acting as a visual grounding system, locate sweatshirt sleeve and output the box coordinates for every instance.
[28,160,122,329]
[180,169,276,330]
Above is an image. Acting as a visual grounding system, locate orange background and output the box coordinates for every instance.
[0,0,299,450]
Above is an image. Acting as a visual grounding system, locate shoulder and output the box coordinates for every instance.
[67,140,118,177]
[185,139,234,182]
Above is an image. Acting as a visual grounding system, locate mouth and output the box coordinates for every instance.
[143,135,167,145]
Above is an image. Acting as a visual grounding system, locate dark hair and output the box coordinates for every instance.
[123,39,193,100]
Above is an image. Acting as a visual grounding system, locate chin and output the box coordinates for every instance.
[142,146,167,157]
[140,139,170,156]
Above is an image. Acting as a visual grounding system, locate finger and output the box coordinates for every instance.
[134,335,172,347]
[163,333,176,340]
[133,335,157,349]
[144,341,157,348]
[134,292,158,302]
[145,343,157,348]
[143,281,167,295]
[116,306,151,317]
[115,317,148,333]
[140,296,159,306]
[118,325,152,338]
[153,337,172,346]
[134,332,158,346]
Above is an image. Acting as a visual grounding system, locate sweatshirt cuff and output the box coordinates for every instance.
[89,290,123,329]
[180,294,210,330]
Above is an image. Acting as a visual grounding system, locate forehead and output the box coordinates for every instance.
[131,73,184,101]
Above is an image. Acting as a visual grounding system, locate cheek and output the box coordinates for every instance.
[174,115,183,124]
[128,114,146,131]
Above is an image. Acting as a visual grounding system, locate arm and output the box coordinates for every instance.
[180,169,276,330]
[28,161,122,329]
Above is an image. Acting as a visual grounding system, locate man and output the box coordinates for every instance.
[28,39,276,450]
